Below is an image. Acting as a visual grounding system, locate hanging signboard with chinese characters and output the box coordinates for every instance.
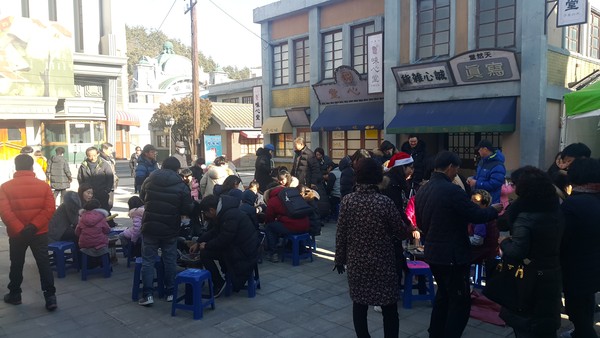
[392,62,455,91]
[312,65,384,104]
[448,49,520,86]
[252,86,262,128]
[557,0,588,27]
[367,32,383,94]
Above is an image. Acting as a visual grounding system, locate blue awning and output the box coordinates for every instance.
[311,101,384,131]
[387,97,517,133]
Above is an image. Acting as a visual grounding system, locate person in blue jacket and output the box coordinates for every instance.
[467,139,506,204]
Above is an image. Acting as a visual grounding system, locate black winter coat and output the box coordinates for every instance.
[401,140,427,184]
[339,155,354,199]
[415,172,498,265]
[291,146,321,187]
[140,169,193,239]
[47,155,72,190]
[498,197,564,335]
[77,158,114,209]
[560,190,600,295]
[198,195,258,291]
[254,148,274,193]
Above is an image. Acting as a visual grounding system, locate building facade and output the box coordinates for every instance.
[0,0,129,169]
[254,0,600,171]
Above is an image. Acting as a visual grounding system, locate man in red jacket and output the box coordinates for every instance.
[0,154,57,311]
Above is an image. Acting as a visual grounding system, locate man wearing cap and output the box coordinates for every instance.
[173,141,190,170]
[0,154,57,311]
[138,156,193,306]
[135,144,159,194]
[467,140,506,204]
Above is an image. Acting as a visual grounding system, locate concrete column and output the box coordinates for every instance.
[383,0,402,144]
[106,78,117,145]
[519,0,548,167]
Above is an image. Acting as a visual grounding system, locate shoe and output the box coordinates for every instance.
[45,295,57,311]
[373,306,382,313]
[166,294,173,302]
[269,253,279,263]
[138,295,154,306]
[3,293,22,305]
[214,282,227,298]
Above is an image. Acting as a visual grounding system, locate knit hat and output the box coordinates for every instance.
[475,139,495,151]
[175,141,185,148]
[264,144,275,151]
[162,156,181,171]
[387,152,414,169]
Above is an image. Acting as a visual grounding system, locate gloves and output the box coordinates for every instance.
[332,264,345,274]
[20,224,38,238]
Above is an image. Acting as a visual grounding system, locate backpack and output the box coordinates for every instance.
[278,187,313,218]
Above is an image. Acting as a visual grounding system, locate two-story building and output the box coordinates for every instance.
[254,0,600,172]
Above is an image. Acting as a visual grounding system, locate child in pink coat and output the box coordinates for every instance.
[119,196,144,257]
[75,199,111,266]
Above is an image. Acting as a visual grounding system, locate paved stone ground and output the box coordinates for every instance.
[0,161,597,337]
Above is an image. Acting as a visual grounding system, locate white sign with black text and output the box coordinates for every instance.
[252,86,262,128]
[367,32,383,94]
[557,0,588,27]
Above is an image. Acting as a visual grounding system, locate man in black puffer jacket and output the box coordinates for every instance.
[415,151,501,338]
[291,137,321,188]
[138,157,193,306]
[192,194,258,295]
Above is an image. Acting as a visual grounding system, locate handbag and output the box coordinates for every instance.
[482,259,536,313]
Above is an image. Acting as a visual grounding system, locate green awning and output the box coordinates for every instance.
[564,80,600,117]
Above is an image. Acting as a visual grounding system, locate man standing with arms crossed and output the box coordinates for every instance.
[0,154,57,311]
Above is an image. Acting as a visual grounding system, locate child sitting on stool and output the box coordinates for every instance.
[119,196,144,258]
[76,199,111,268]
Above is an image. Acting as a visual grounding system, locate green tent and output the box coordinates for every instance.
[564,80,600,118]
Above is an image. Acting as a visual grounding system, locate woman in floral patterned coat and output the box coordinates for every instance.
[335,157,408,338]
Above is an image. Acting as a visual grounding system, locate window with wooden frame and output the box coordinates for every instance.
[590,11,600,58]
[477,0,516,48]
[273,43,289,86]
[351,22,376,74]
[565,25,581,53]
[273,133,294,158]
[242,96,253,104]
[417,0,451,59]
[322,30,343,79]
[294,37,310,83]
[329,130,382,163]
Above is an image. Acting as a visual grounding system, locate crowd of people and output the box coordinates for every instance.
[0,138,598,338]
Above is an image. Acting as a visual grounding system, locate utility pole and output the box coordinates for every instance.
[186,0,201,159]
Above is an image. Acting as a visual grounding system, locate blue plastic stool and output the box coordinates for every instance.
[81,253,111,281]
[402,260,435,309]
[171,269,215,320]
[472,263,485,288]
[223,263,261,298]
[131,256,165,301]
[48,241,79,278]
[281,233,313,266]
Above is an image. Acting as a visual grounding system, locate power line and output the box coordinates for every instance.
[206,0,271,48]
[157,0,178,32]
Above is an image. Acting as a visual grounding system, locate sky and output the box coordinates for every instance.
[120,0,278,69]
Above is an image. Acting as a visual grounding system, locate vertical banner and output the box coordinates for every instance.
[367,32,384,94]
[203,134,222,165]
[252,86,263,128]
[557,0,588,27]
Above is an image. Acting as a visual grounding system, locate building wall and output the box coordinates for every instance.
[271,12,309,40]
[320,0,383,29]
[272,87,311,108]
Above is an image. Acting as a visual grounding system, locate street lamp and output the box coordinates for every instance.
[166,116,175,155]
